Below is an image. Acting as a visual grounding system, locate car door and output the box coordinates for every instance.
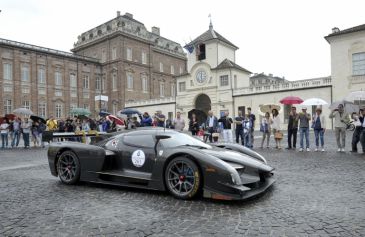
[120,134,156,174]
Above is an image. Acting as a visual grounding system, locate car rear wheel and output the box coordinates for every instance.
[165,157,201,199]
[57,150,81,185]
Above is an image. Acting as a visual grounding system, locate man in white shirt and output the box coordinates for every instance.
[21,118,32,148]
[173,112,185,131]
[0,120,10,149]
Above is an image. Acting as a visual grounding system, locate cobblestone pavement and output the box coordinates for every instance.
[0,131,364,236]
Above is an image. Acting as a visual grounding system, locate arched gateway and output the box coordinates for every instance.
[188,94,211,125]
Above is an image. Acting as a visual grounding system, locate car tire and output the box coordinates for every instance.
[165,157,201,200]
[57,150,81,185]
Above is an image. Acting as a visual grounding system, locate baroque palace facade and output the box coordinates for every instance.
[0,12,186,118]
[1,11,365,129]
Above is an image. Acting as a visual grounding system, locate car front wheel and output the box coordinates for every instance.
[57,150,81,185]
[165,157,201,199]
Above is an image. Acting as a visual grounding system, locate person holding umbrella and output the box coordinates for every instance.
[271,109,282,149]
[359,109,365,154]
[329,104,350,152]
[287,107,299,150]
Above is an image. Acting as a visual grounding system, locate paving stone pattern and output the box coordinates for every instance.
[0,131,364,236]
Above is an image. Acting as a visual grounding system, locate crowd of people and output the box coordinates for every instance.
[1,104,365,153]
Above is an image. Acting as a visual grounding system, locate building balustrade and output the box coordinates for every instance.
[233,77,332,96]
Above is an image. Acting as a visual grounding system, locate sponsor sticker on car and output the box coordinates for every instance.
[131,150,146,167]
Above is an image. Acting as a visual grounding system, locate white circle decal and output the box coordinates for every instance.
[131,150,145,167]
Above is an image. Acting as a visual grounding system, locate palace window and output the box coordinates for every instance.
[38,67,46,84]
[21,64,30,82]
[171,84,175,97]
[127,73,134,89]
[38,103,46,118]
[197,44,206,60]
[141,75,148,92]
[55,90,63,97]
[352,52,365,75]
[179,66,183,75]
[55,104,63,118]
[95,76,101,90]
[112,74,117,91]
[55,71,63,86]
[159,82,165,97]
[178,82,186,92]
[102,49,107,62]
[220,75,229,86]
[171,65,175,75]
[3,63,12,80]
[4,99,12,114]
[112,47,117,60]
[127,48,132,61]
[160,62,164,73]
[83,75,89,89]
[70,73,77,88]
[142,51,147,64]
[22,100,30,110]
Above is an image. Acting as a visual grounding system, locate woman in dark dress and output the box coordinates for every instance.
[189,113,200,136]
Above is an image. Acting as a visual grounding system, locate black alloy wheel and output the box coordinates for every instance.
[57,150,81,185]
[165,157,201,199]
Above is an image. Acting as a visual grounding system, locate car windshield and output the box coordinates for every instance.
[160,133,212,149]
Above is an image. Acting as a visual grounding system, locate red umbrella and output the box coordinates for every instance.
[5,114,16,121]
[279,96,303,105]
[107,115,124,126]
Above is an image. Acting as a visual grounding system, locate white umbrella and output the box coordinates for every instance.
[301,98,328,106]
[13,108,34,116]
[259,104,281,114]
[329,101,359,114]
[344,91,365,103]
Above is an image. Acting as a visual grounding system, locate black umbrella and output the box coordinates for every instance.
[77,115,89,120]
[30,115,46,124]
[99,111,111,117]
[118,108,141,116]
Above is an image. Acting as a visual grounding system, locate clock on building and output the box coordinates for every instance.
[195,69,207,84]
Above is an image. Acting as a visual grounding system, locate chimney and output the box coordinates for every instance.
[125,12,133,19]
[269,73,273,77]
[117,11,121,17]
[152,26,160,36]
[332,27,340,33]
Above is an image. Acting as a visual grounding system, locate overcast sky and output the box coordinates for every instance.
[1,0,364,81]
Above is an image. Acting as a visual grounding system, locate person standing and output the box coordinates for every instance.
[329,104,350,152]
[312,108,326,152]
[351,110,363,153]
[243,116,252,148]
[287,107,299,150]
[205,111,218,143]
[21,118,32,148]
[359,109,365,154]
[155,110,166,127]
[247,108,256,148]
[271,109,282,149]
[173,112,186,132]
[189,113,199,136]
[260,112,272,148]
[298,107,311,152]
[234,111,244,146]
[11,117,21,148]
[141,112,152,127]
[0,119,10,149]
[218,111,233,143]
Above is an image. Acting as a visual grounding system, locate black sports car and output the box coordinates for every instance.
[48,128,275,200]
